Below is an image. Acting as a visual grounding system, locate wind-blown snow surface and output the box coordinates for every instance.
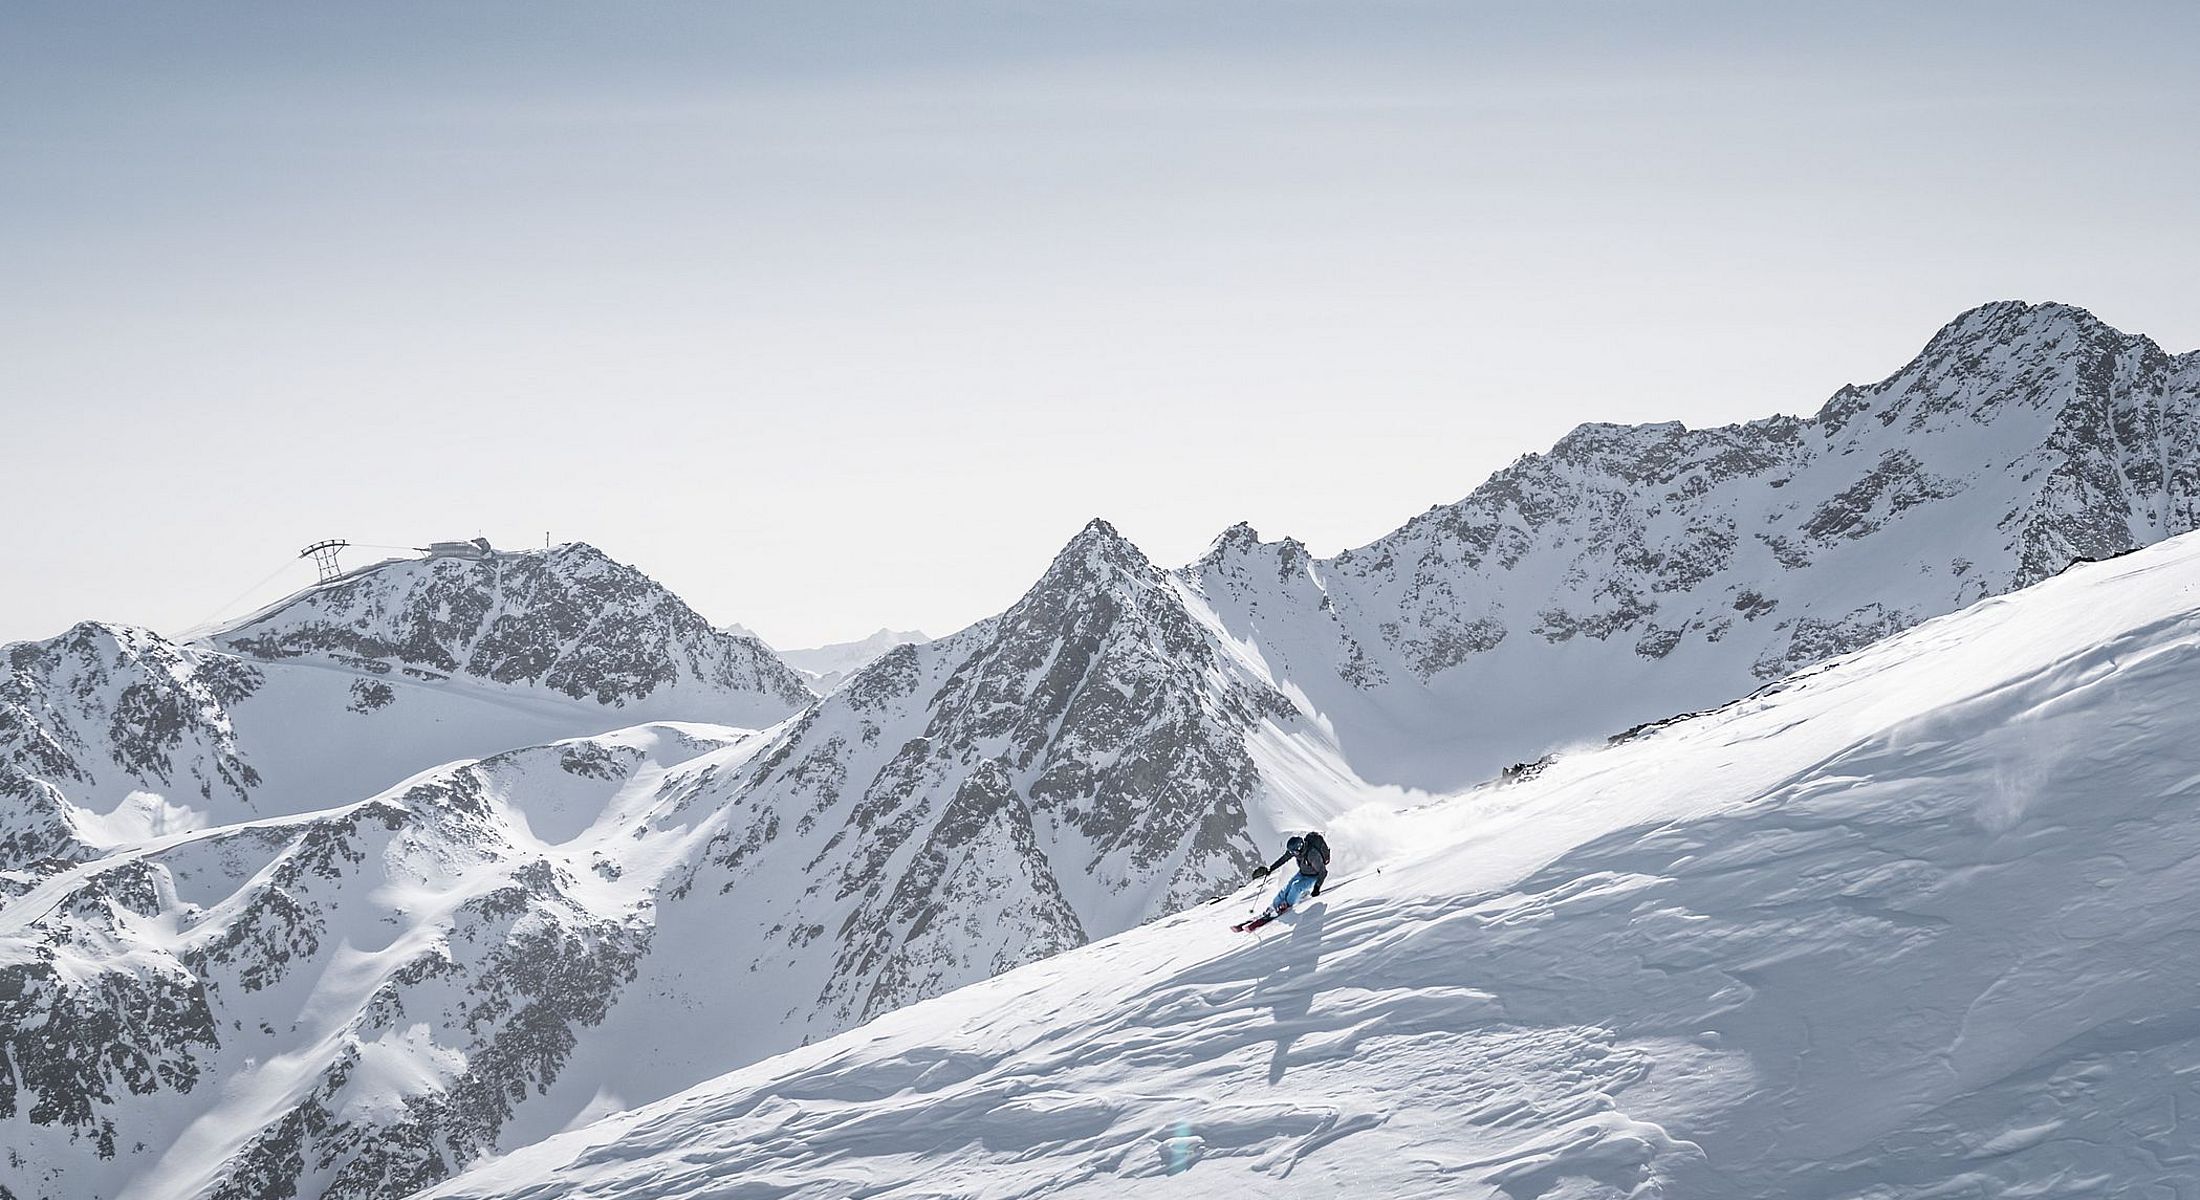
[432,533,2200,1200]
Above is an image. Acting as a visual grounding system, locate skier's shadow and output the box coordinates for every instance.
[1257,902,1329,1084]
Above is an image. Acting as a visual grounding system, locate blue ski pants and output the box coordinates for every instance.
[1272,872,1320,913]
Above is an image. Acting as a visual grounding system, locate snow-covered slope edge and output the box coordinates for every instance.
[432,529,2200,1199]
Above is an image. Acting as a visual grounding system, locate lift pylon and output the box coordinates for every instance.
[299,539,350,583]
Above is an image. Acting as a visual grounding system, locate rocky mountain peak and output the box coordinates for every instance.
[975,522,1205,705]
[1049,516,1145,568]
[1541,419,1709,481]
[1209,520,1262,550]
[1194,521,1269,570]
[1920,299,2115,356]
[207,542,813,716]
[1021,518,1172,609]
[1829,298,2176,439]
[1190,523,1321,597]
[1198,299,2200,791]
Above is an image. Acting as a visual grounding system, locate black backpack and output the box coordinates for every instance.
[1297,832,1330,875]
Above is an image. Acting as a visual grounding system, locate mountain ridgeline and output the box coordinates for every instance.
[0,542,813,870]
[2,300,2196,1200]
[210,541,814,714]
[1192,300,2200,787]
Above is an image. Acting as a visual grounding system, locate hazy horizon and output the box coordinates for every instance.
[7,1,2197,649]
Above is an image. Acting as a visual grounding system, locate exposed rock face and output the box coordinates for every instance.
[706,520,1306,1029]
[0,727,745,1200]
[1192,301,2200,788]
[212,543,813,716]
[0,545,814,871]
[0,623,262,865]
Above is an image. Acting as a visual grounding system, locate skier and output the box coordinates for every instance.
[1244,832,1330,926]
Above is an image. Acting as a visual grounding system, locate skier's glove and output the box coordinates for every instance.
[1251,865,1271,880]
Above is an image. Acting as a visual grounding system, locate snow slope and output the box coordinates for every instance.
[431,530,2200,1200]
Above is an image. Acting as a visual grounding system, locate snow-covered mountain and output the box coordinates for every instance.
[678,521,1326,1024]
[0,545,823,1199]
[1,623,263,865]
[427,518,2200,1200]
[0,722,768,1200]
[7,300,2200,1200]
[1192,299,2200,789]
[209,542,812,722]
[0,543,812,867]
[0,524,1353,1200]
[773,628,931,693]
[499,520,1356,1136]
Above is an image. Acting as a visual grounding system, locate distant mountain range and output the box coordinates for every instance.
[725,627,932,693]
[1192,300,2200,789]
[3,300,2193,1200]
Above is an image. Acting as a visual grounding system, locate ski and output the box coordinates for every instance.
[1228,867,1373,926]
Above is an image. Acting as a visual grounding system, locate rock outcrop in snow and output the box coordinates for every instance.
[1,623,262,864]
[0,724,759,1200]
[700,519,1309,1029]
[211,541,813,720]
[0,544,814,871]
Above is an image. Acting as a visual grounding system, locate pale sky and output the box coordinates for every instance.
[5,1,2197,650]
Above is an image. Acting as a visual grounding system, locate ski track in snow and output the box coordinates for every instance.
[430,536,2200,1200]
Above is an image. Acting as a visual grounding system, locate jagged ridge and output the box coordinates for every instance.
[211,542,814,714]
[1192,300,2200,788]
